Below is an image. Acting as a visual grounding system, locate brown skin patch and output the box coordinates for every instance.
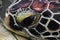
[4,15,10,26]
[31,0,47,12]
[49,3,56,10]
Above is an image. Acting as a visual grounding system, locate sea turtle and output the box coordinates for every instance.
[1,0,60,40]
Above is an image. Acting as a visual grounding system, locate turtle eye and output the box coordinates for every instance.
[16,9,41,28]
[16,14,41,29]
[20,16,35,28]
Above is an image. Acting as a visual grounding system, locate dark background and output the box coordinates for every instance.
[0,0,11,19]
